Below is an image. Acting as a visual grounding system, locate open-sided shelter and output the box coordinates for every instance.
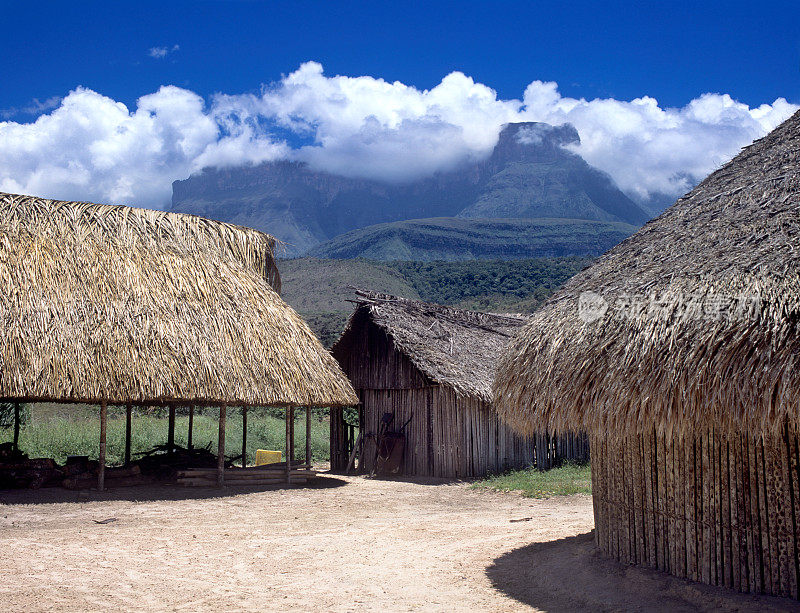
[0,191,357,487]
[331,291,588,477]
[494,110,800,598]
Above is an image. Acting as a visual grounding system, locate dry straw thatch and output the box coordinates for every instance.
[335,290,527,401]
[494,109,800,439]
[0,192,357,407]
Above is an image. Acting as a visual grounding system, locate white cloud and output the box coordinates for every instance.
[149,44,180,59]
[232,61,798,193]
[518,82,798,199]
[252,62,521,181]
[0,86,285,207]
[0,61,796,210]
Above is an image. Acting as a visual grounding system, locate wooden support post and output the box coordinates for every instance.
[124,404,132,466]
[242,406,248,468]
[217,404,226,488]
[330,407,340,471]
[285,407,292,484]
[98,401,107,491]
[289,407,295,462]
[187,404,194,450]
[306,407,312,467]
[167,405,176,454]
[12,401,20,453]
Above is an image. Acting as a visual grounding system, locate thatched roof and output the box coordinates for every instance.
[0,192,282,293]
[333,291,527,401]
[0,192,357,407]
[494,109,800,438]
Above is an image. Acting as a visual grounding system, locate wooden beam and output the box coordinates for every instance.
[306,407,312,466]
[242,406,248,468]
[167,405,176,454]
[289,407,295,462]
[217,404,226,488]
[124,404,132,466]
[285,407,292,484]
[187,404,194,450]
[12,401,20,453]
[346,431,362,474]
[329,407,339,471]
[98,401,107,491]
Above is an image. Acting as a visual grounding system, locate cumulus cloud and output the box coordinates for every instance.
[253,62,521,181]
[0,86,286,206]
[519,82,798,199]
[149,44,179,59]
[221,61,797,193]
[0,61,796,209]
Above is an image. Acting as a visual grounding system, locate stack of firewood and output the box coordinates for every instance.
[134,443,220,480]
[0,443,61,489]
[62,464,149,490]
[177,460,316,486]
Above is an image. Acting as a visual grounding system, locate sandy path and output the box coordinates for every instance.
[0,474,797,612]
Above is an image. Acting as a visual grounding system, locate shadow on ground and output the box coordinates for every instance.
[0,475,348,505]
[326,470,465,486]
[486,531,799,613]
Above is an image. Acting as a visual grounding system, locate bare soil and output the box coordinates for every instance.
[1,473,797,612]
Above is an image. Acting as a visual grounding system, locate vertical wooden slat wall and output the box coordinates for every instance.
[353,384,588,478]
[592,424,800,599]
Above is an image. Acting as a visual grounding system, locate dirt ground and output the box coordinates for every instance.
[1,472,798,612]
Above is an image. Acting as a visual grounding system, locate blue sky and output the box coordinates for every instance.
[3,0,798,112]
[0,0,798,208]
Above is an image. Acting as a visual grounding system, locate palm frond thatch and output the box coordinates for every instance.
[494,109,800,438]
[334,290,527,401]
[0,192,357,407]
[0,192,282,292]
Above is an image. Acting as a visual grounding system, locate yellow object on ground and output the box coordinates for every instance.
[255,449,282,465]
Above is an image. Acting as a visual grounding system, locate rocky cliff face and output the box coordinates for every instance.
[457,123,647,223]
[171,122,649,256]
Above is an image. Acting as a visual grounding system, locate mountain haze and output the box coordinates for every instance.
[171,122,649,257]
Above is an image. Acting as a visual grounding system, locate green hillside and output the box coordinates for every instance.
[278,257,592,346]
[278,258,420,346]
[306,217,636,261]
[386,257,592,312]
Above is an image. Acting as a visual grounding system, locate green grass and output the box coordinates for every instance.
[0,406,331,466]
[472,462,592,498]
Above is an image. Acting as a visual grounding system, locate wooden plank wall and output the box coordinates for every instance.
[351,385,588,478]
[332,312,429,391]
[590,424,800,599]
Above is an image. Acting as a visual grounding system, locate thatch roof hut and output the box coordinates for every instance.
[0,191,357,487]
[494,109,800,598]
[330,291,587,477]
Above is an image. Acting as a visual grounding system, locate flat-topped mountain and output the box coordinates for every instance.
[171,122,649,257]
